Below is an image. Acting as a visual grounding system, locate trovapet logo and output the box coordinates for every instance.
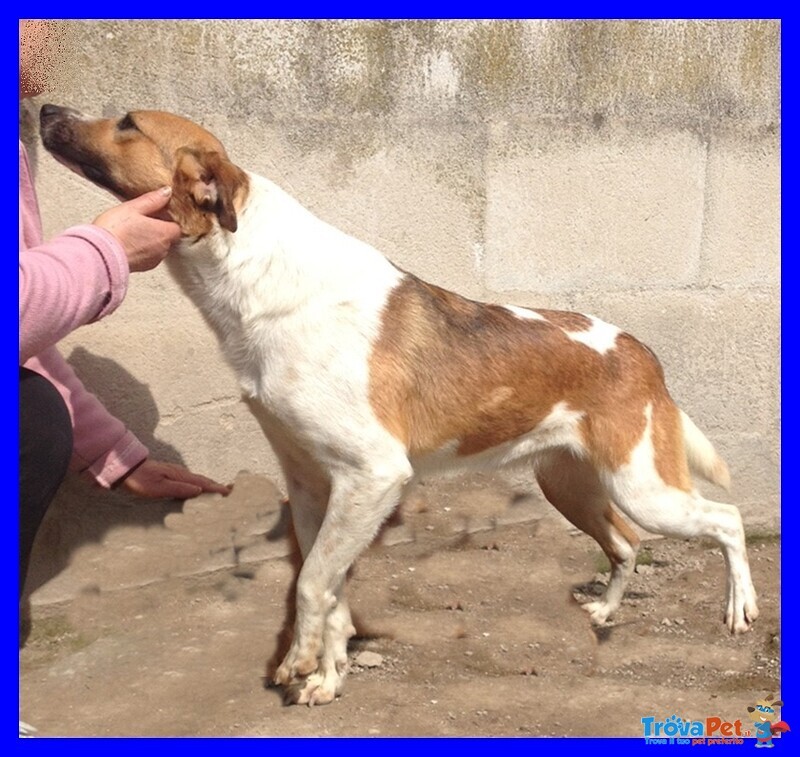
[641,714,746,745]
[641,694,789,747]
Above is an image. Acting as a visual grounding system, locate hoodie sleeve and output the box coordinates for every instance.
[19,224,131,364]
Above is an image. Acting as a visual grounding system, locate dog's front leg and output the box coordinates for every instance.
[282,585,355,706]
[276,456,412,705]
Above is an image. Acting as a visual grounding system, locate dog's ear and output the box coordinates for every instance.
[170,147,247,235]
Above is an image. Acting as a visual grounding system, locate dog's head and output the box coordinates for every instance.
[747,694,784,724]
[39,104,248,236]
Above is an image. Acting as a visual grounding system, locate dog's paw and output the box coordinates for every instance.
[725,602,759,635]
[581,600,613,626]
[273,638,323,686]
[282,673,339,707]
[19,720,37,737]
[725,585,759,635]
[274,656,318,687]
[727,617,754,635]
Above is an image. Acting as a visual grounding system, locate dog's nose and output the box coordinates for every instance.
[39,103,65,121]
[39,104,81,128]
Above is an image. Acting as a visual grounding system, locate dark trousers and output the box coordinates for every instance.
[19,367,73,600]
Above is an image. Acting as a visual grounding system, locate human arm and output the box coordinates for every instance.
[20,135,220,496]
[19,186,180,363]
[119,460,231,498]
[19,225,131,363]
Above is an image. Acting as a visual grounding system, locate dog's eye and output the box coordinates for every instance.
[117,114,138,131]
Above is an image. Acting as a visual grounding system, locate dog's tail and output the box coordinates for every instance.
[680,410,730,490]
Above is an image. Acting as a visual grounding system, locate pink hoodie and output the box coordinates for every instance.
[19,141,148,487]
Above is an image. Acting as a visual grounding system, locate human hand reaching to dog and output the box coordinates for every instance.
[120,459,232,500]
[93,186,181,272]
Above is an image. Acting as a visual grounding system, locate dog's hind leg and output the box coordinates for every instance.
[600,404,758,634]
[276,449,413,704]
[609,485,758,633]
[536,448,640,625]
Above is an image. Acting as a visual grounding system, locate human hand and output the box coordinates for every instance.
[120,459,232,499]
[93,187,181,272]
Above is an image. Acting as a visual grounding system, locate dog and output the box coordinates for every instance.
[39,103,759,706]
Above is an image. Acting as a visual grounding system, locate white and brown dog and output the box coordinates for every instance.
[39,104,759,705]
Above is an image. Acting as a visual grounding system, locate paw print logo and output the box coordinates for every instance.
[661,714,685,738]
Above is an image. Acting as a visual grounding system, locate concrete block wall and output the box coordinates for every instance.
[21,20,780,530]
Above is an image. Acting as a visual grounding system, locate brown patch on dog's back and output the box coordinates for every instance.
[369,275,690,488]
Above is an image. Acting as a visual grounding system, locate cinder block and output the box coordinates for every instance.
[700,130,780,286]
[27,151,116,240]
[59,328,274,485]
[34,20,780,128]
[114,265,195,317]
[485,124,706,293]
[698,433,780,529]
[153,402,280,485]
[232,121,487,298]
[60,315,237,420]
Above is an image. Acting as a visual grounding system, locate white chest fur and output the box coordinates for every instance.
[166,173,404,448]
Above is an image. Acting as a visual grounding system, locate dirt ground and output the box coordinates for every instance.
[20,473,780,738]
